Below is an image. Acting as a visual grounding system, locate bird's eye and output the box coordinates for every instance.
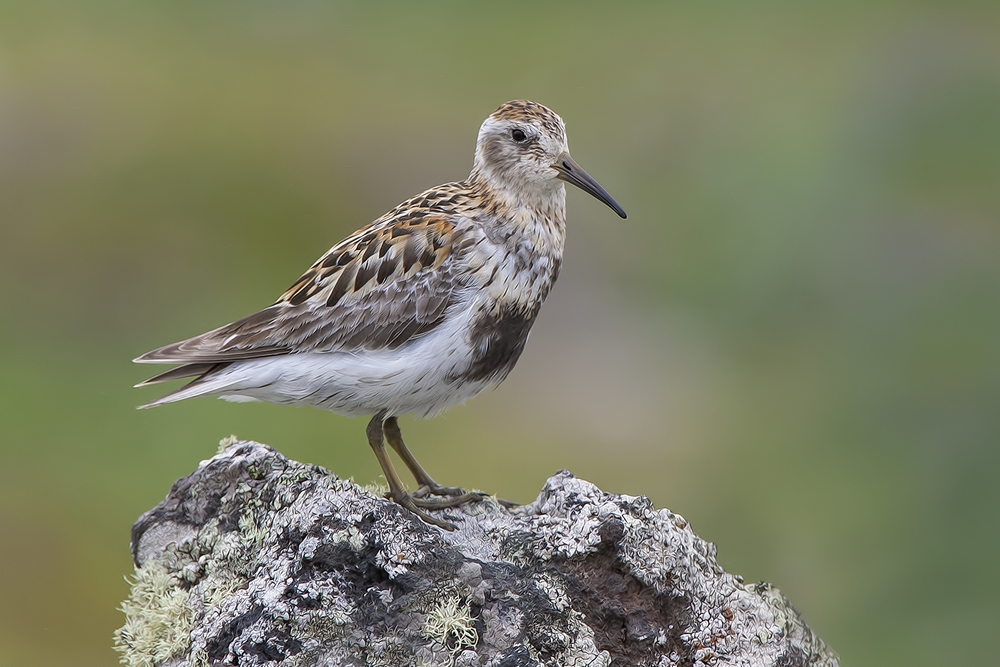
[511,128,527,143]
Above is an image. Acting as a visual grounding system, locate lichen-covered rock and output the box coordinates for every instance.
[117,439,838,667]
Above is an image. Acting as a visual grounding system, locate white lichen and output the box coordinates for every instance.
[535,573,571,612]
[422,597,478,663]
[115,560,194,667]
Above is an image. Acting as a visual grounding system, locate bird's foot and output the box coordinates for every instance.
[411,490,487,509]
[391,484,516,527]
[393,494,458,531]
[411,483,468,498]
[410,484,519,509]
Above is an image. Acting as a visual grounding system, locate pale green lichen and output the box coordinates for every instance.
[202,569,246,608]
[422,596,478,663]
[115,560,194,667]
[188,643,210,667]
[217,434,240,454]
[280,467,317,486]
[238,509,270,547]
[361,478,390,498]
[324,524,368,553]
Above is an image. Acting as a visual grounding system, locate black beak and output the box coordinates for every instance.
[552,154,627,219]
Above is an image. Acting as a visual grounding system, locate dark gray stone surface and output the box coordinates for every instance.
[116,439,838,667]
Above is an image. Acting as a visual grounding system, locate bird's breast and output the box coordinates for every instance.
[465,222,563,307]
[455,232,562,385]
[460,301,541,384]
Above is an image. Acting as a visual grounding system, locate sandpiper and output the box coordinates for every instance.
[135,100,626,529]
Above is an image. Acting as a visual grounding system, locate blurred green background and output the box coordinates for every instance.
[2,1,999,665]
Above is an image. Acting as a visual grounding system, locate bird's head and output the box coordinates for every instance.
[473,100,626,219]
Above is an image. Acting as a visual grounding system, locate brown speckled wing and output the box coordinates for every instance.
[135,210,470,364]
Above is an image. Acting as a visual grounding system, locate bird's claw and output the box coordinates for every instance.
[411,491,487,509]
[395,495,458,530]
[411,484,468,498]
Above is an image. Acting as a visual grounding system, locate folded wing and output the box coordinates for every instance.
[135,214,469,378]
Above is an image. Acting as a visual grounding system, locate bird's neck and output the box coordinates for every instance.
[466,169,567,256]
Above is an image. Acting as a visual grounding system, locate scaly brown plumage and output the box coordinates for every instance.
[135,100,626,529]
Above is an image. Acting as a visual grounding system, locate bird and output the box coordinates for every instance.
[134,100,626,529]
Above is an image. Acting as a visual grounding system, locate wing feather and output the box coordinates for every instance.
[135,210,474,366]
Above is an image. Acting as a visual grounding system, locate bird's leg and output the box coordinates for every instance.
[383,416,460,493]
[383,416,486,508]
[365,414,456,530]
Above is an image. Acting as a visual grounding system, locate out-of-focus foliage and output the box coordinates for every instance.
[1,1,998,665]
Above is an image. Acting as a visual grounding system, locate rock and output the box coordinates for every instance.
[116,439,838,667]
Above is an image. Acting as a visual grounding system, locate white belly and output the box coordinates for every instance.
[209,306,498,418]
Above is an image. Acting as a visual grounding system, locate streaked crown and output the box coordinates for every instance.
[489,100,566,139]
[470,100,627,219]
[472,100,569,196]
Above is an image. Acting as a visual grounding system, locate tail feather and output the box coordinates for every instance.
[134,362,223,387]
[136,362,234,409]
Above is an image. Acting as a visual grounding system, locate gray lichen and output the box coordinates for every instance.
[118,439,838,667]
[116,560,195,666]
